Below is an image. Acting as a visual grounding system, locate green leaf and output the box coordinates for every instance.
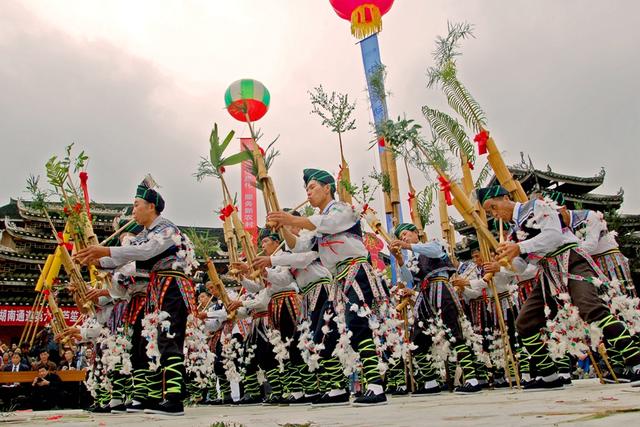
[219,129,236,156]
[221,151,251,167]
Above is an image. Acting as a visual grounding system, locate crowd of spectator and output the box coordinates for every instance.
[0,328,94,411]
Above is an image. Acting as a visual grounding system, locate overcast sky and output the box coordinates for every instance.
[1,0,639,238]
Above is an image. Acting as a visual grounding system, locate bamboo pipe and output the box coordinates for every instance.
[206,258,237,321]
[477,218,520,389]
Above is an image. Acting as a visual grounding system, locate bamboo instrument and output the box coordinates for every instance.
[587,349,605,384]
[477,218,520,389]
[438,190,457,265]
[480,131,527,203]
[46,292,70,344]
[243,112,285,241]
[395,282,416,392]
[99,219,137,246]
[598,343,619,383]
[206,257,236,321]
[363,208,404,265]
[58,244,95,316]
[337,153,353,205]
[404,158,427,243]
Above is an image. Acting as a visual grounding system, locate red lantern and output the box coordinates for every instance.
[329,0,394,39]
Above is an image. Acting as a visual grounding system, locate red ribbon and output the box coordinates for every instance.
[407,192,416,215]
[438,175,452,206]
[319,240,345,255]
[474,130,489,155]
[219,166,226,174]
[57,232,74,251]
[42,289,50,297]
[218,204,235,221]
[78,171,92,220]
[377,137,385,148]
[467,161,474,170]
[361,203,369,216]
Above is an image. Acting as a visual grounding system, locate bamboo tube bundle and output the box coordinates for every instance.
[58,245,95,316]
[206,258,237,321]
[46,292,70,344]
[363,208,404,265]
[404,159,427,243]
[337,158,353,205]
[438,190,457,265]
[222,216,242,278]
[477,218,520,388]
[477,130,527,203]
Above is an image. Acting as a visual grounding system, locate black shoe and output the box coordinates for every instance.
[352,389,388,406]
[454,382,482,395]
[627,370,640,386]
[523,377,565,392]
[390,385,408,396]
[236,394,263,405]
[125,400,148,413]
[89,404,112,413]
[602,369,631,384]
[143,399,184,416]
[559,375,573,386]
[110,403,127,414]
[493,379,511,389]
[261,394,285,406]
[411,384,442,396]
[312,391,351,407]
[282,394,312,405]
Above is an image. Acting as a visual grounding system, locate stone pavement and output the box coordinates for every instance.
[1,379,638,427]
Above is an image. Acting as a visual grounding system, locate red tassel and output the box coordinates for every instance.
[438,176,452,206]
[474,130,489,155]
[467,161,474,170]
[78,172,92,220]
[378,137,385,148]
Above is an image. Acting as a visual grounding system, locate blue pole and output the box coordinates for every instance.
[359,33,404,284]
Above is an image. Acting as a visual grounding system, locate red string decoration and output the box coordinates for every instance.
[438,176,452,206]
[474,130,489,155]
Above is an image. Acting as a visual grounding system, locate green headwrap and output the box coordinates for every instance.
[476,185,509,205]
[258,227,281,243]
[135,181,165,213]
[303,168,336,193]
[394,223,418,239]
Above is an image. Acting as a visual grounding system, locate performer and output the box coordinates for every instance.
[228,228,302,405]
[392,223,483,394]
[75,179,198,416]
[268,169,396,406]
[252,210,333,404]
[480,185,640,390]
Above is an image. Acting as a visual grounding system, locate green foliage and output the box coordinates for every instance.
[368,64,389,104]
[376,116,423,150]
[302,204,316,217]
[474,161,492,188]
[244,136,281,190]
[417,184,437,226]
[426,21,487,133]
[344,176,381,206]
[422,106,475,162]
[195,124,250,182]
[427,21,475,85]
[369,168,391,195]
[309,85,357,135]
[184,229,220,260]
[25,174,49,212]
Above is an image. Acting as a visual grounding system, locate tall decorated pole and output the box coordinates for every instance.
[329,0,404,282]
[224,79,285,241]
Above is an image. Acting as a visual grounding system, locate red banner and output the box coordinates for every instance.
[0,305,80,326]
[240,138,258,243]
